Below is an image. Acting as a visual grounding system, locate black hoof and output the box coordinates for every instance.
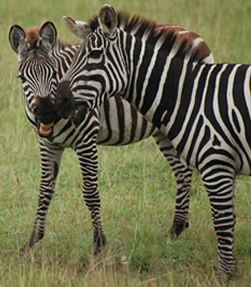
[19,242,31,257]
[169,221,189,238]
[94,232,106,256]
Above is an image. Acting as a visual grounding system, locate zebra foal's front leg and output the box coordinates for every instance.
[20,140,64,256]
[76,139,106,256]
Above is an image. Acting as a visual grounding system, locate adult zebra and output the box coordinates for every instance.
[9,19,214,256]
[54,5,251,279]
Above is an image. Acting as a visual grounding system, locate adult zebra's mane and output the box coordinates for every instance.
[88,11,200,62]
[89,11,156,37]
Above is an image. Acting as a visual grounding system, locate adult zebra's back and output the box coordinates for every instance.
[55,5,251,279]
[9,20,214,257]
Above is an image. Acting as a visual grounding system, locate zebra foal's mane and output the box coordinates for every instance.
[88,11,201,62]
[24,27,68,55]
[26,27,41,49]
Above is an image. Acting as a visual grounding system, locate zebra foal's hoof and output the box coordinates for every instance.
[94,232,107,256]
[19,242,31,257]
[169,221,189,239]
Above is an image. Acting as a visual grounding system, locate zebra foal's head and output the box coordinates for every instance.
[9,21,60,137]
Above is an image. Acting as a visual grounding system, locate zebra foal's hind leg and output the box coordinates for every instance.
[20,140,64,256]
[153,132,192,237]
[76,139,106,256]
[168,159,192,237]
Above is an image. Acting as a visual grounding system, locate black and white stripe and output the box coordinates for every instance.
[56,5,250,279]
[9,19,214,256]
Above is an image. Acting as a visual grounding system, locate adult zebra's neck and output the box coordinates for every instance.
[121,29,198,132]
[52,41,80,80]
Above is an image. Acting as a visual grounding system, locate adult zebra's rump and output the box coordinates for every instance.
[55,5,250,279]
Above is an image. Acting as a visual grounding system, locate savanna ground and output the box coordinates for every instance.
[0,0,250,286]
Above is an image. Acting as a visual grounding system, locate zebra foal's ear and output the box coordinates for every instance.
[9,25,27,54]
[98,4,118,35]
[40,21,57,49]
[63,16,91,40]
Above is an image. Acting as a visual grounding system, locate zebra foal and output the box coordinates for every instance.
[55,5,250,279]
[9,19,214,256]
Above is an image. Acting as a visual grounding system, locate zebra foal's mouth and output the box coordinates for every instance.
[39,122,54,137]
[34,97,58,137]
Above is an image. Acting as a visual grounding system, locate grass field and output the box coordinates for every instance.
[0,0,250,286]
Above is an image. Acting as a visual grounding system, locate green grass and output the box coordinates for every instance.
[0,0,251,286]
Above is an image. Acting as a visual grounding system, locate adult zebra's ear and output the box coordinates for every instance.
[40,21,57,49]
[63,16,91,40]
[98,4,118,35]
[9,25,27,54]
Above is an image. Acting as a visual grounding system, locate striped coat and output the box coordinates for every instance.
[9,19,214,257]
[54,6,250,279]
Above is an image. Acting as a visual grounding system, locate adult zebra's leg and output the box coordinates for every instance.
[75,139,106,256]
[201,162,237,280]
[153,132,192,237]
[20,139,64,255]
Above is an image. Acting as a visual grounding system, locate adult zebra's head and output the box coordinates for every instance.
[55,5,128,121]
[9,21,61,137]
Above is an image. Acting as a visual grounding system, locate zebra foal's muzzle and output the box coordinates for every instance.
[34,96,59,137]
[55,80,90,126]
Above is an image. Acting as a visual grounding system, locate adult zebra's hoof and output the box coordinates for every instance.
[169,221,189,239]
[216,269,237,282]
[216,261,238,282]
[94,232,106,256]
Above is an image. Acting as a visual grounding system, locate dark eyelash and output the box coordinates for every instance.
[17,74,26,83]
